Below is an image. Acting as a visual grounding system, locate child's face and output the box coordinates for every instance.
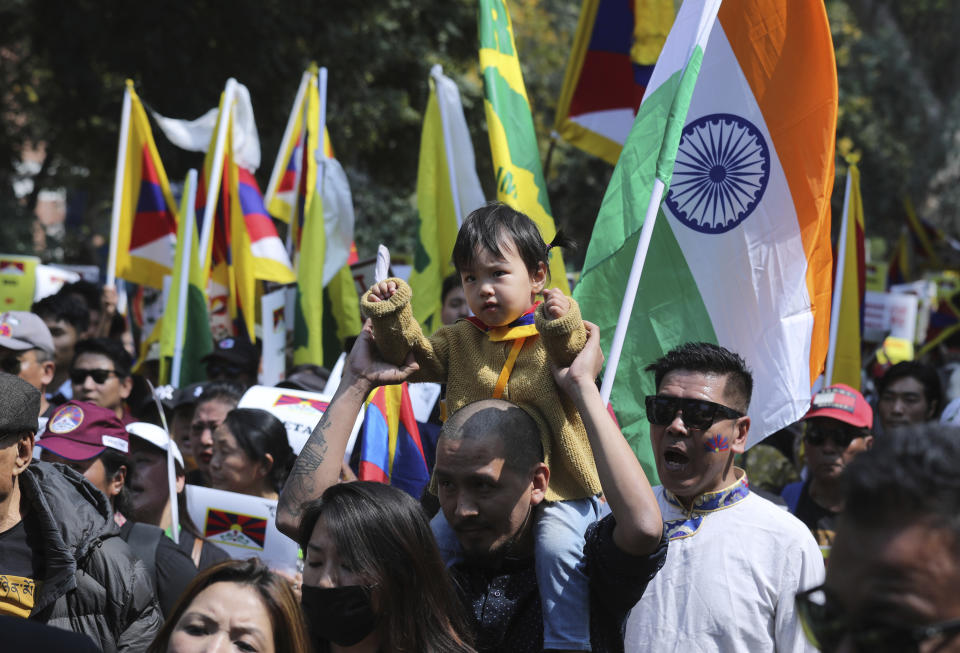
[459,239,546,327]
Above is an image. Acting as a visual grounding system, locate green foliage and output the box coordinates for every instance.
[3,0,959,268]
[829,0,960,240]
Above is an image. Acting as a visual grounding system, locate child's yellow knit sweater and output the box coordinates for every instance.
[360,278,601,502]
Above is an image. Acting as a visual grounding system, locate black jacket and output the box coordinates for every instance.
[19,461,162,652]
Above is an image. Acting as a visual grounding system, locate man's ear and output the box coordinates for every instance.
[730,416,751,455]
[529,462,549,506]
[107,464,127,498]
[13,433,35,476]
[41,360,55,387]
[119,375,133,400]
[864,434,874,450]
[531,261,547,294]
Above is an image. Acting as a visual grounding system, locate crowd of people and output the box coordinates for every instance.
[1,203,959,652]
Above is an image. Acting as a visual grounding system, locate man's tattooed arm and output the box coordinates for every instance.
[276,323,420,539]
[276,384,368,538]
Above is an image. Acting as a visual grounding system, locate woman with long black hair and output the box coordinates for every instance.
[298,481,475,653]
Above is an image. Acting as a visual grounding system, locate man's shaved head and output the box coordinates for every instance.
[440,400,544,473]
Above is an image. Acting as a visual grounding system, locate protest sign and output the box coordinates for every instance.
[185,484,299,573]
[238,385,364,456]
[864,291,919,343]
[0,255,39,309]
[259,288,287,386]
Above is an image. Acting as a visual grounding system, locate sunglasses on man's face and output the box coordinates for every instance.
[804,425,862,449]
[70,368,118,385]
[644,395,744,431]
[796,585,960,653]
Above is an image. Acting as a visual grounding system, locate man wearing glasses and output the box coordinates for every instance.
[0,312,56,421]
[796,424,960,653]
[625,342,822,652]
[70,337,134,423]
[782,384,873,559]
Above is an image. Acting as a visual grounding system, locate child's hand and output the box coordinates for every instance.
[367,280,397,303]
[542,287,570,319]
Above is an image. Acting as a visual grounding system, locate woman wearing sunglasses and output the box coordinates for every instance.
[781,384,873,559]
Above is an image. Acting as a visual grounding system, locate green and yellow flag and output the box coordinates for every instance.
[159,172,213,386]
[293,74,327,365]
[478,0,569,293]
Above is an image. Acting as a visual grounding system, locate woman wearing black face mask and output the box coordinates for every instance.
[297,481,476,653]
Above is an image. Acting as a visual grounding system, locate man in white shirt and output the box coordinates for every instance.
[625,342,823,652]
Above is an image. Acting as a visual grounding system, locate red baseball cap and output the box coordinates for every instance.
[802,384,873,430]
[37,400,129,461]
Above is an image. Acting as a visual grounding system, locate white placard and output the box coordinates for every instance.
[184,484,299,573]
[259,289,287,386]
[238,385,364,458]
[34,264,80,302]
[864,291,919,343]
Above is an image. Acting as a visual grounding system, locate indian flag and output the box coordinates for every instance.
[575,0,838,476]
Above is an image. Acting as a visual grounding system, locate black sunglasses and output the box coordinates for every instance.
[796,585,960,653]
[644,395,744,431]
[70,368,118,385]
[804,425,862,449]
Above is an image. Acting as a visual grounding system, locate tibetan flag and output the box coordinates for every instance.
[199,92,295,340]
[902,197,959,271]
[358,383,430,499]
[114,81,178,288]
[829,163,866,390]
[204,508,267,550]
[924,290,960,351]
[409,65,486,334]
[479,0,570,294]
[554,0,675,164]
[575,0,838,477]
[282,71,361,366]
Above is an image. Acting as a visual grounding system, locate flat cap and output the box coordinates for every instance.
[0,311,55,356]
[0,372,40,434]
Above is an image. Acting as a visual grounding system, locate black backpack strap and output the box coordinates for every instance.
[123,522,164,585]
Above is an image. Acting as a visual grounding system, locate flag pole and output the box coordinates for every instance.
[317,67,328,197]
[171,169,198,389]
[824,168,853,387]
[198,78,238,274]
[430,65,464,226]
[107,82,134,287]
[265,70,312,211]
[599,178,666,405]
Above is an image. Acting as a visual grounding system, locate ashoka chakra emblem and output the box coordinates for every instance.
[664,113,770,234]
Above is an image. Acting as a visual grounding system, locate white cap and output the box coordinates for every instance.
[126,422,185,469]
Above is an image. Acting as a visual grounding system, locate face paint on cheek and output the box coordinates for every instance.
[703,433,730,453]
